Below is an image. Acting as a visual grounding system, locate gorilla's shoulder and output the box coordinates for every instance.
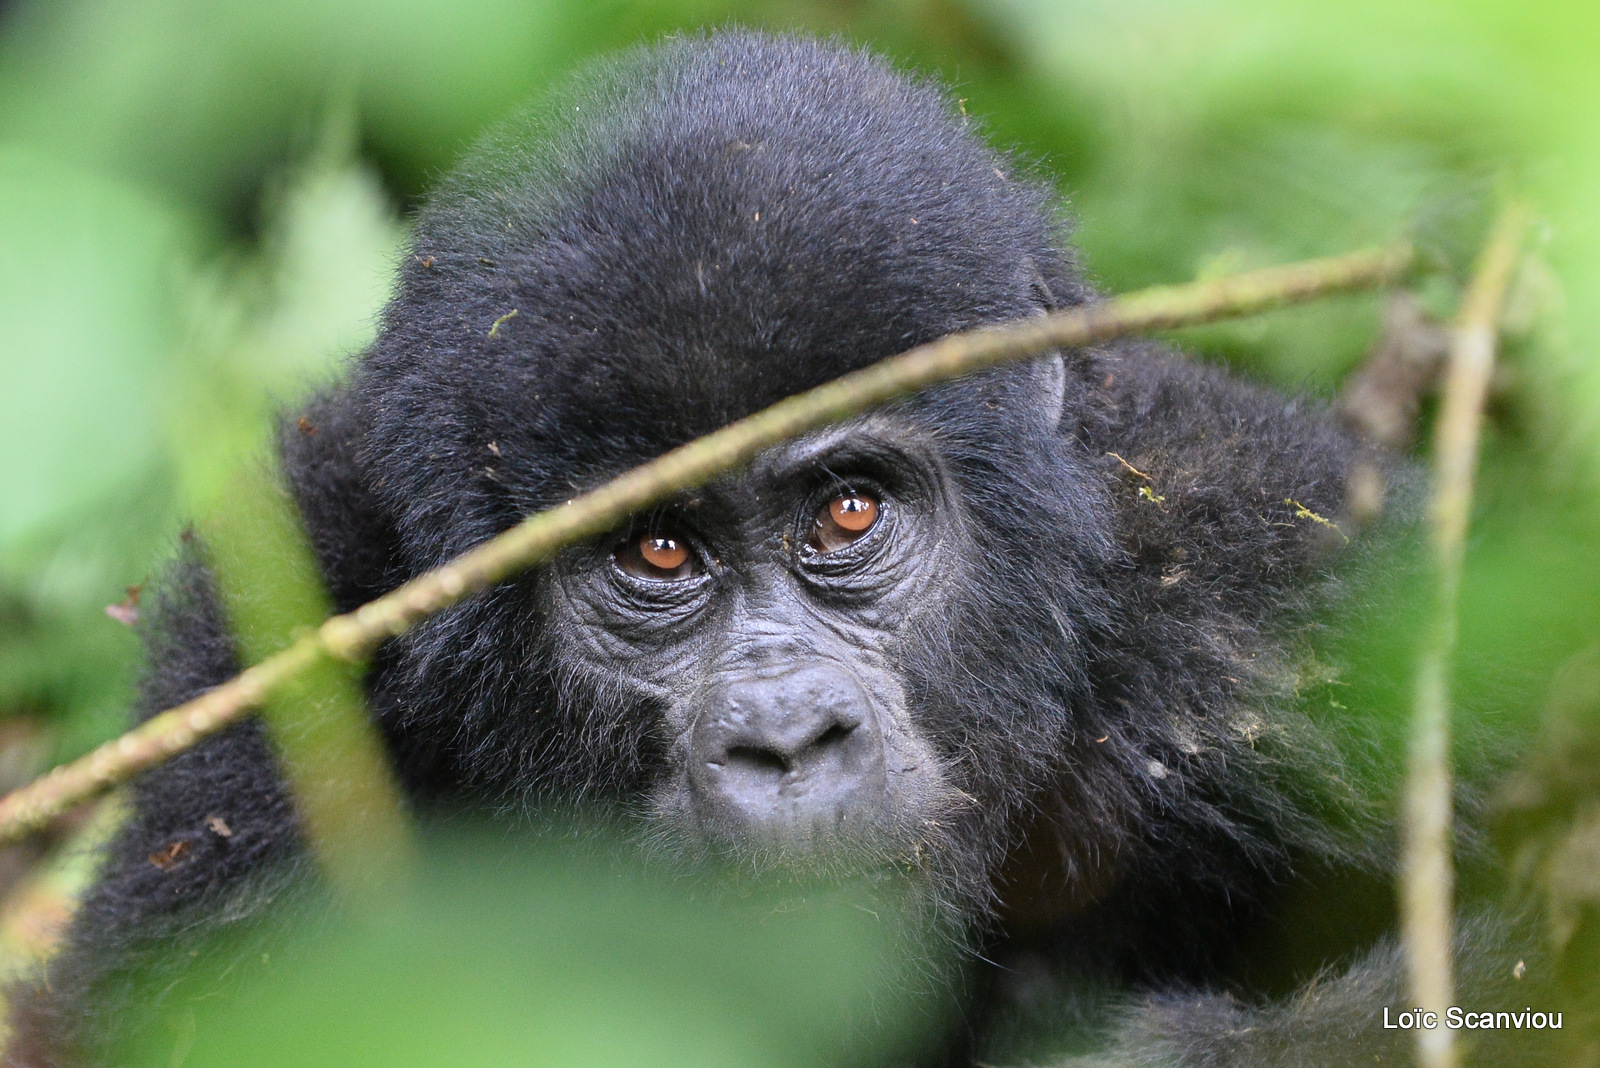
[1070,339,1412,606]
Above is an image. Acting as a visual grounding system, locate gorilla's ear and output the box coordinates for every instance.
[1019,252,1098,434]
[1021,256,1070,432]
[1033,350,1069,433]
[1027,255,1061,313]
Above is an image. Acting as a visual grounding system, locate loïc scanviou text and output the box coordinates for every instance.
[1383,1008,1562,1030]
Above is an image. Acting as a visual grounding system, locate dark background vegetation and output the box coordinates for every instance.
[1,0,1599,1063]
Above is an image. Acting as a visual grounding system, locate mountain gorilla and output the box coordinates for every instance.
[4,31,1551,1068]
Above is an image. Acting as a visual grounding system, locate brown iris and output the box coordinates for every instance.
[809,491,880,553]
[617,532,695,579]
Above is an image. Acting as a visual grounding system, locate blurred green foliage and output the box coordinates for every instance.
[201,456,413,901]
[3,0,1600,1057]
[106,833,955,1067]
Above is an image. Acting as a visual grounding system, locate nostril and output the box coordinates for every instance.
[724,746,790,775]
[719,722,856,777]
[813,722,854,750]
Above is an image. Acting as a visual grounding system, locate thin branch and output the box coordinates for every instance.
[0,242,1414,847]
[1401,204,1529,1068]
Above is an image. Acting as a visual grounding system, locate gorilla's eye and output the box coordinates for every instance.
[615,531,697,580]
[809,491,880,553]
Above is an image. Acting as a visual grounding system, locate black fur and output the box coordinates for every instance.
[6,32,1554,1066]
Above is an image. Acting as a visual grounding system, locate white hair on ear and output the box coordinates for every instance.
[1036,350,1067,430]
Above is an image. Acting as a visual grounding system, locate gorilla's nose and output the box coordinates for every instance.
[689,664,887,838]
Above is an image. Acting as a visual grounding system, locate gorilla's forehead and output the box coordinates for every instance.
[679,414,950,521]
[507,390,971,523]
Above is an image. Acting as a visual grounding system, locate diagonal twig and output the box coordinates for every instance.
[1401,203,1530,1068]
[0,242,1415,847]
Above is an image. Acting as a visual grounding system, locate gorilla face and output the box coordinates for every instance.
[478,364,1117,930]
[545,415,965,855]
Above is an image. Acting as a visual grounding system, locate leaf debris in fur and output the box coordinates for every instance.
[1106,451,1155,481]
[1286,498,1347,542]
[487,308,520,338]
[147,840,190,870]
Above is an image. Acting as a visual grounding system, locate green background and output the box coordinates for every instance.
[2,0,1598,1062]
